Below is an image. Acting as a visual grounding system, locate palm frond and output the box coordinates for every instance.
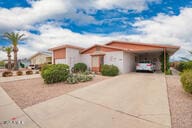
[3,32,25,46]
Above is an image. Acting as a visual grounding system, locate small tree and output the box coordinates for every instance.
[2,46,12,70]
[4,32,25,70]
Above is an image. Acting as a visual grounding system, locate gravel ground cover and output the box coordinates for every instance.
[166,75,192,128]
[1,75,110,109]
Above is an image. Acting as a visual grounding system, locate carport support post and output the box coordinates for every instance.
[164,48,166,73]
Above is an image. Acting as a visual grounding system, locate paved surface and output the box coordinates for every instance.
[0,74,40,83]
[170,68,180,76]
[24,73,171,128]
[0,87,39,128]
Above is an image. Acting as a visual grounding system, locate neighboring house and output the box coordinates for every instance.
[30,51,52,65]
[49,41,180,73]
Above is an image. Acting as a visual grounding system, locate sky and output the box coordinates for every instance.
[0,0,192,61]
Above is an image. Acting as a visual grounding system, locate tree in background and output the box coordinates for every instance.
[4,32,25,70]
[2,46,12,70]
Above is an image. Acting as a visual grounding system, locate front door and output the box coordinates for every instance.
[92,55,104,72]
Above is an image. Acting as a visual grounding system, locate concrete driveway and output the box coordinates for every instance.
[24,73,171,128]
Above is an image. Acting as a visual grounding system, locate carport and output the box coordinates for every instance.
[106,41,180,72]
[133,46,179,72]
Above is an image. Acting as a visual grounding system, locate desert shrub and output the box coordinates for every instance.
[66,73,93,84]
[101,64,119,76]
[73,63,87,73]
[180,70,192,94]
[41,64,70,84]
[35,71,40,74]
[16,71,23,76]
[26,70,33,75]
[66,74,79,84]
[2,71,13,77]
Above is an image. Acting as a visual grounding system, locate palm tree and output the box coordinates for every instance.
[2,46,12,70]
[4,32,25,70]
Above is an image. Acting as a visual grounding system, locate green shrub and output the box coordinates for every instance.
[177,61,192,72]
[2,71,13,77]
[73,63,87,73]
[26,70,33,75]
[41,64,70,84]
[16,71,23,76]
[101,64,119,76]
[40,64,50,73]
[180,70,192,93]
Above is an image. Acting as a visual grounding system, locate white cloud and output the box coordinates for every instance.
[1,0,192,61]
[0,0,70,32]
[133,8,192,49]
[93,0,159,11]
[0,0,160,33]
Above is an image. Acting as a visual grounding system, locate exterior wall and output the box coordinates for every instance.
[123,52,136,73]
[80,54,91,69]
[104,51,124,73]
[55,59,66,64]
[53,48,66,64]
[31,54,51,65]
[66,48,81,68]
[53,49,66,59]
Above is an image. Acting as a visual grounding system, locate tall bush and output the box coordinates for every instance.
[180,70,192,94]
[73,63,87,72]
[41,64,70,84]
[101,64,119,76]
[160,52,170,72]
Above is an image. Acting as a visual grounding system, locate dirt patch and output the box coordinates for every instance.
[1,75,110,109]
[166,75,192,128]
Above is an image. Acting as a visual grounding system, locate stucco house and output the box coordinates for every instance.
[30,51,52,65]
[49,41,179,73]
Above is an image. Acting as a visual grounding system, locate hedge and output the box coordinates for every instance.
[41,64,70,84]
[180,70,192,94]
[101,64,119,76]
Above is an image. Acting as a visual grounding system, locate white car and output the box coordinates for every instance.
[136,60,155,72]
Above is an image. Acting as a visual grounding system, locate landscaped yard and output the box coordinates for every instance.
[1,75,110,109]
[166,75,192,128]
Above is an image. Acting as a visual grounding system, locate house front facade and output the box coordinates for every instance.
[49,41,180,73]
[30,51,52,65]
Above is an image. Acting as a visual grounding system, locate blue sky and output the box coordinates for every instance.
[0,0,192,60]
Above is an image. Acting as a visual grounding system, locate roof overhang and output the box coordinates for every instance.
[49,44,84,51]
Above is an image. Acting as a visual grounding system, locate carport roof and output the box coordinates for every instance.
[106,41,180,55]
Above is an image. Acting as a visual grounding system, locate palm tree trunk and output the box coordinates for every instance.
[13,47,18,70]
[8,54,11,70]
